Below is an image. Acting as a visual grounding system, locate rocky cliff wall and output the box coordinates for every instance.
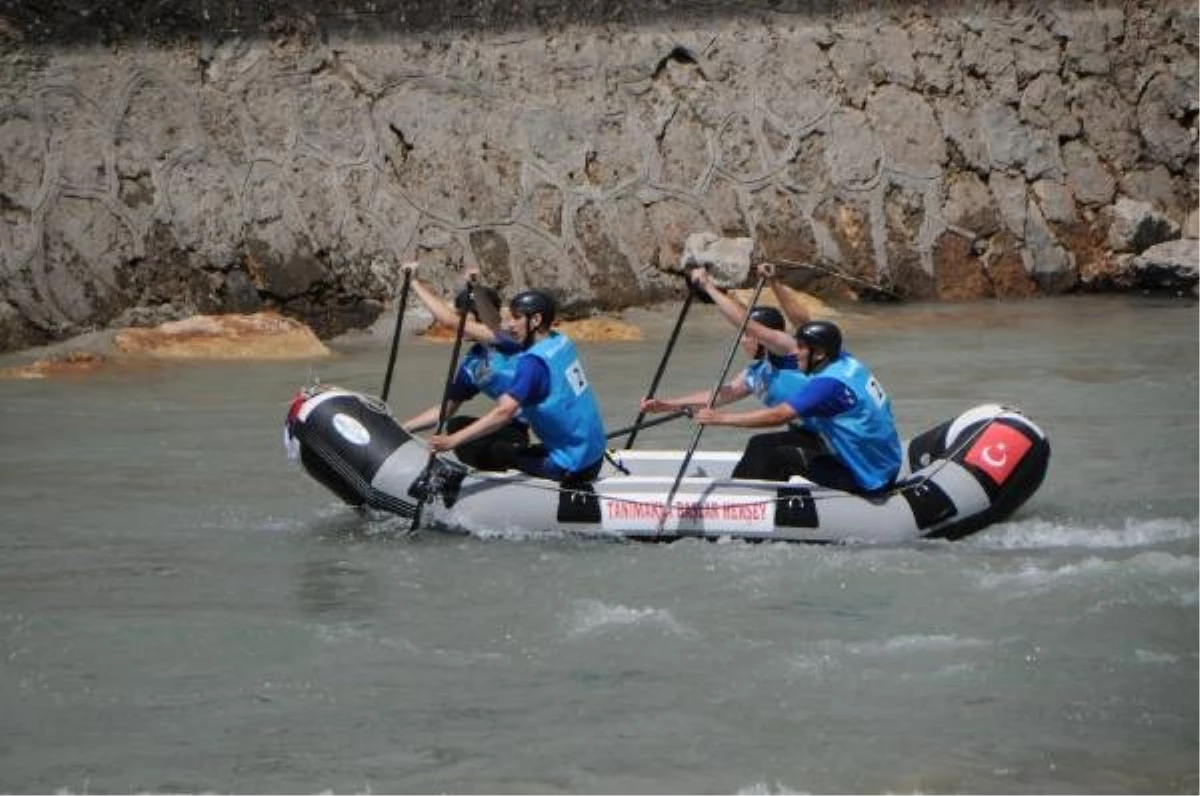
[0,1,1196,352]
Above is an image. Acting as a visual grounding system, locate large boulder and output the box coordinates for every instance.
[1105,197,1182,253]
[1124,239,1200,293]
[113,312,332,360]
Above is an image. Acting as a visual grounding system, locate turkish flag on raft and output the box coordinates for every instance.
[963,422,1032,486]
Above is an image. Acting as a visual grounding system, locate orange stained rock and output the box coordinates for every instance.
[421,315,643,342]
[0,351,112,379]
[113,312,332,360]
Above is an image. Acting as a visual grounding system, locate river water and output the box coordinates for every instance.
[1,295,1196,794]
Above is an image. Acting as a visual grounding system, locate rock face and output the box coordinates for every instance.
[0,1,1196,353]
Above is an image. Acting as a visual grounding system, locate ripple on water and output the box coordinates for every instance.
[565,599,694,638]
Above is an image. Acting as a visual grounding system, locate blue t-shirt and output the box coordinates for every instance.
[504,355,551,406]
[785,376,850,417]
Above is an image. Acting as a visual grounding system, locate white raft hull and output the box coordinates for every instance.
[286,386,1050,544]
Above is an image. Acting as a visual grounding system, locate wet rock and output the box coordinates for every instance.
[1125,239,1200,293]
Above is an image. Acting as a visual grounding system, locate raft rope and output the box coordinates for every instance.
[402,411,1013,516]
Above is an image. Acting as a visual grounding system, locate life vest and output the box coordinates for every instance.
[802,352,902,491]
[519,333,607,473]
[460,342,519,400]
[742,358,809,408]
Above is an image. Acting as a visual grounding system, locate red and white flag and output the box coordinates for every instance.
[963,423,1032,486]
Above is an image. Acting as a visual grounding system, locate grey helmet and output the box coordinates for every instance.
[747,305,786,331]
[746,305,786,361]
[795,320,843,359]
[508,289,556,329]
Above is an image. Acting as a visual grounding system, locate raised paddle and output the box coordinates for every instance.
[380,268,414,403]
[624,283,696,449]
[410,276,477,529]
[654,272,768,536]
[471,279,502,330]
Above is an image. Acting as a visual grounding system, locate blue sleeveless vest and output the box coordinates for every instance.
[742,359,809,408]
[804,353,902,491]
[460,343,519,400]
[520,333,607,473]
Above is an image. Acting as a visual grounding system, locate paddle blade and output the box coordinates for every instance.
[472,284,502,330]
[680,232,754,288]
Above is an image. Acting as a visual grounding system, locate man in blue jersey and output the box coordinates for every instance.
[429,289,608,483]
[693,316,902,494]
[399,264,528,470]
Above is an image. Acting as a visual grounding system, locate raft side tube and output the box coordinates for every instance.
[289,390,419,515]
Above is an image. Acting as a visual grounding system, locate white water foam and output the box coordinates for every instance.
[735,782,805,795]
[566,599,693,638]
[789,634,991,675]
[974,552,1200,607]
[969,516,1199,550]
[1135,648,1183,665]
[840,633,993,656]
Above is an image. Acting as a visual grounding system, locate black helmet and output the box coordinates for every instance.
[795,320,842,358]
[509,289,556,328]
[454,285,501,318]
[747,305,786,332]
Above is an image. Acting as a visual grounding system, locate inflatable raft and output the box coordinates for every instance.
[285,384,1050,544]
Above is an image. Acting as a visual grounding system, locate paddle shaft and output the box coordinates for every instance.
[606,408,691,441]
[624,287,695,449]
[412,280,476,529]
[655,274,768,535]
[380,269,413,402]
[434,281,474,435]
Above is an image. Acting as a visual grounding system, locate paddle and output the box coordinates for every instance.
[623,284,695,449]
[410,277,477,529]
[606,408,691,441]
[471,280,502,330]
[654,273,768,536]
[380,268,414,403]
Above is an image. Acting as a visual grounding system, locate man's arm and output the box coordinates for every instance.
[401,359,479,432]
[402,262,499,345]
[428,395,521,451]
[640,374,753,414]
[762,263,812,328]
[401,399,462,433]
[689,267,798,357]
[693,401,797,429]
